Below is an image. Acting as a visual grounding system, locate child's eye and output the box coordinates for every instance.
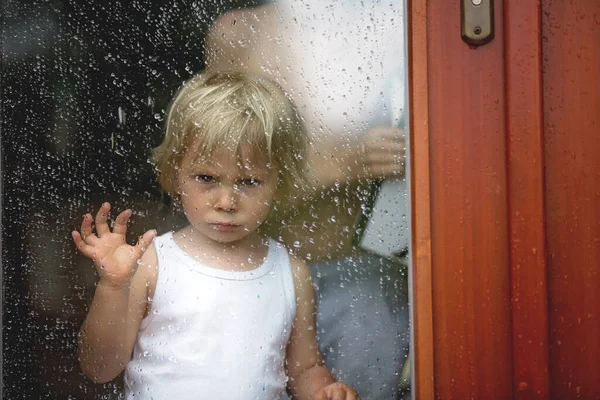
[195,174,216,183]
[239,178,261,187]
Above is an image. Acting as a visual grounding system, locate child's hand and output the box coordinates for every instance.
[313,382,359,400]
[72,202,156,289]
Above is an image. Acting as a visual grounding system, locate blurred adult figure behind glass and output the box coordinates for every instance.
[204,1,410,398]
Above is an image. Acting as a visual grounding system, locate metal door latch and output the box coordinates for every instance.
[461,0,494,46]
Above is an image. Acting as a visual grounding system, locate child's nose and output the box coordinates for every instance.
[213,184,238,212]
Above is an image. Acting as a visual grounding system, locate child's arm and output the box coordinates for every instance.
[286,258,359,400]
[73,202,157,383]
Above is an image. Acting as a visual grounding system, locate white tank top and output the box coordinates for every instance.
[124,232,297,399]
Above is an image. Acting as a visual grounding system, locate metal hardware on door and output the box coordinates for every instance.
[461,0,494,46]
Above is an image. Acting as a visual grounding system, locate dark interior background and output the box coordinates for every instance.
[1,1,260,397]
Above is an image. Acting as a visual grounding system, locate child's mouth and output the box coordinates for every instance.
[210,223,240,232]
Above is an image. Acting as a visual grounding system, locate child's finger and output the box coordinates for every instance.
[133,230,157,257]
[330,387,346,400]
[80,213,94,238]
[72,230,85,248]
[79,215,100,244]
[95,202,111,237]
[112,209,132,235]
[72,231,97,259]
[312,390,328,400]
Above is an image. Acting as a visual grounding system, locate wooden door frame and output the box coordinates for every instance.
[407,0,434,398]
[408,0,550,398]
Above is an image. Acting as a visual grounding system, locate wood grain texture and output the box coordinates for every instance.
[504,1,550,399]
[410,1,600,398]
[542,0,600,398]
[427,0,513,398]
[407,0,434,397]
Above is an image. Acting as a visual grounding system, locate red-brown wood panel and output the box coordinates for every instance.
[543,0,600,398]
[504,1,550,399]
[426,0,513,397]
[408,0,435,397]
[410,0,599,399]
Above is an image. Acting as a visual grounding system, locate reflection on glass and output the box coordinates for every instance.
[2,0,410,398]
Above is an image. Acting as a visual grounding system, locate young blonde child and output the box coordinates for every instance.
[73,71,358,399]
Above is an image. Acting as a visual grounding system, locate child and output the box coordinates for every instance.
[73,71,358,399]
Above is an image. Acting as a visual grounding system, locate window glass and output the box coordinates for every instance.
[1,1,411,398]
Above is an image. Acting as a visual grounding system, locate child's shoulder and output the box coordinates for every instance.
[147,231,174,253]
[273,242,312,283]
[284,251,315,302]
[136,236,160,284]
[257,237,311,283]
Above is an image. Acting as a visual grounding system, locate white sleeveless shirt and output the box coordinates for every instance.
[124,232,297,399]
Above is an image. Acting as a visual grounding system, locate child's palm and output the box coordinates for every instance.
[72,203,156,288]
[93,232,141,283]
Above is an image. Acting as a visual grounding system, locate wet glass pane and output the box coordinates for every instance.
[2,0,411,398]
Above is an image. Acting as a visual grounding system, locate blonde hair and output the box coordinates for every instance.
[153,71,308,198]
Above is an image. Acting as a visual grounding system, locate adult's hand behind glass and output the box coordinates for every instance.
[357,126,406,180]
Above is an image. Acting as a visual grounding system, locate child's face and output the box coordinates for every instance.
[176,145,278,245]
